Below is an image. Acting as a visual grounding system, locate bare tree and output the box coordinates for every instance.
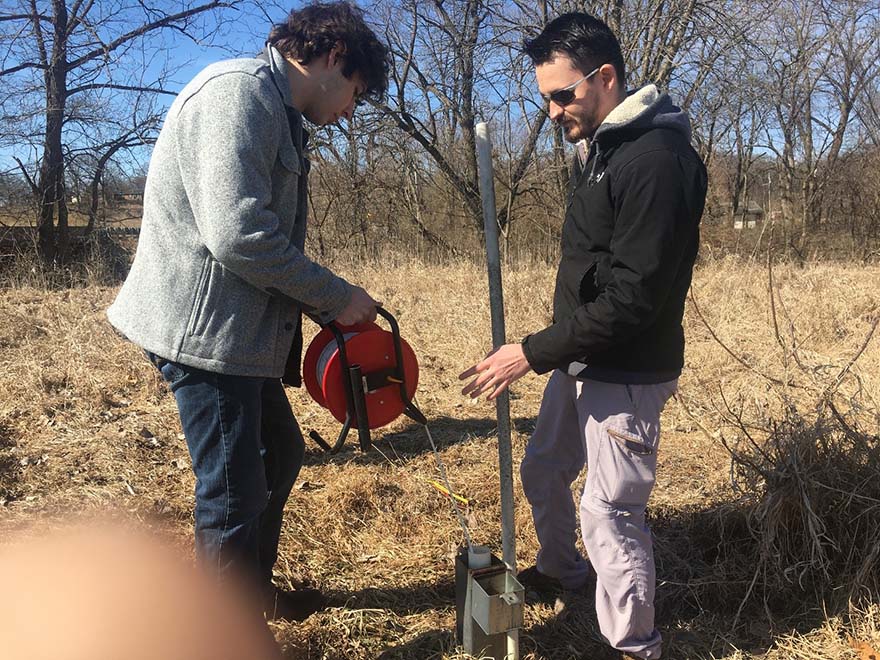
[808,0,880,233]
[0,0,237,261]
[368,0,486,236]
[756,0,880,244]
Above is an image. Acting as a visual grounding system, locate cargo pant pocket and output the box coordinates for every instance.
[592,419,659,509]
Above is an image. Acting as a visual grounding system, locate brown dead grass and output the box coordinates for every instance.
[1,256,879,659]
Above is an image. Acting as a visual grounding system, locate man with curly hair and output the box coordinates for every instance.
[109,1,388,623]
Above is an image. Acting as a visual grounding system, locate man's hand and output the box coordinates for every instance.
[335,286,381,326]
[459,343,532,401]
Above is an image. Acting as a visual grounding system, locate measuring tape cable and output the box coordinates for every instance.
[417,397,474,549]
[370,395,474,550]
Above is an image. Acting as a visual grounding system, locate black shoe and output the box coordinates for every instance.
[517,565,594,602]
[517,565,565,593]
[264,586,327,622]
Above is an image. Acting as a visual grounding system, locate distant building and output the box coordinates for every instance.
[113,192,144,203]
[733,201,764,229]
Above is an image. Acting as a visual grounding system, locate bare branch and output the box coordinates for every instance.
[66,0,234,70]
[12,157,39,196]
[0,61,46,76]
[67,83,176,97]
[688,285,789,388]
[819,315,880,405]
[0,13,50,22]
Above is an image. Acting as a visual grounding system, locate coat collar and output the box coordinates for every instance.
[266,44,295,109]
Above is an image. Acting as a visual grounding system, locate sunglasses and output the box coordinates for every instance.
[541,65,602,106]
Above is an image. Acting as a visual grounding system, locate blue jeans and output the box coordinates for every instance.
[149,353,305,591]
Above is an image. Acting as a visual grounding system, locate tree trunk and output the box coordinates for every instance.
[55,175,69,261]
[455,0,481,232]
[37,0,69,262]
[87,147,123,233]
[87,169,102,234]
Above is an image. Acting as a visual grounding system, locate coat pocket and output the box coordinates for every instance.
[594,254,612,291]
[578,261,600,303]
[277,141,301,175]
[273,142,302,233]
[186,256,222,337]
[185,256,212,337]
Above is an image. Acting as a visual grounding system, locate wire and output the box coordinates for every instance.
[367,396,474,550]
[417,396,473,549]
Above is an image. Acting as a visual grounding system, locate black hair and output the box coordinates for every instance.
[268,1,389,101]
[523,12,625,89]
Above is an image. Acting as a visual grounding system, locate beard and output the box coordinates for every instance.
[561,114,601,143]
[559,97,600,143]
[561,120,585,142]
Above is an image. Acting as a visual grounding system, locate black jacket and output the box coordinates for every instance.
[522,86,707,383]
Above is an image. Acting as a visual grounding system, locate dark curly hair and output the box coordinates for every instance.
[268,1,389,101]
[524,12,626,89]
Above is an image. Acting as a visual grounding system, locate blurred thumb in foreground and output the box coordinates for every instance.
[0,522,281,660]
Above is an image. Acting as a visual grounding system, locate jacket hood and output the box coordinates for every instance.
[594,84,691,144]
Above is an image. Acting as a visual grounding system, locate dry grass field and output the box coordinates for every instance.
[1,255,879,659]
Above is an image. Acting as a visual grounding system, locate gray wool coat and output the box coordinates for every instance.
[108,46,351,378]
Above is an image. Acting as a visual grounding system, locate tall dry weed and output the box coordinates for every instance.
[0,233,133,290]
[678,253,880,629]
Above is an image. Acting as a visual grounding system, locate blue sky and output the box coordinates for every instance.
[0,1,297,175]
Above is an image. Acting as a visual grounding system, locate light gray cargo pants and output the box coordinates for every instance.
[520,370,677,659]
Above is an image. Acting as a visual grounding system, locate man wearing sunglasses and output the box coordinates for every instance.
[108,1,388,632]
[460,12,707,660]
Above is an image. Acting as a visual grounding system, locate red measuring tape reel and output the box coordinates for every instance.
[303,308,426,452]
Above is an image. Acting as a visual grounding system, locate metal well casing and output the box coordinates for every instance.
[471,569,524,635]
[455,546,523,659]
